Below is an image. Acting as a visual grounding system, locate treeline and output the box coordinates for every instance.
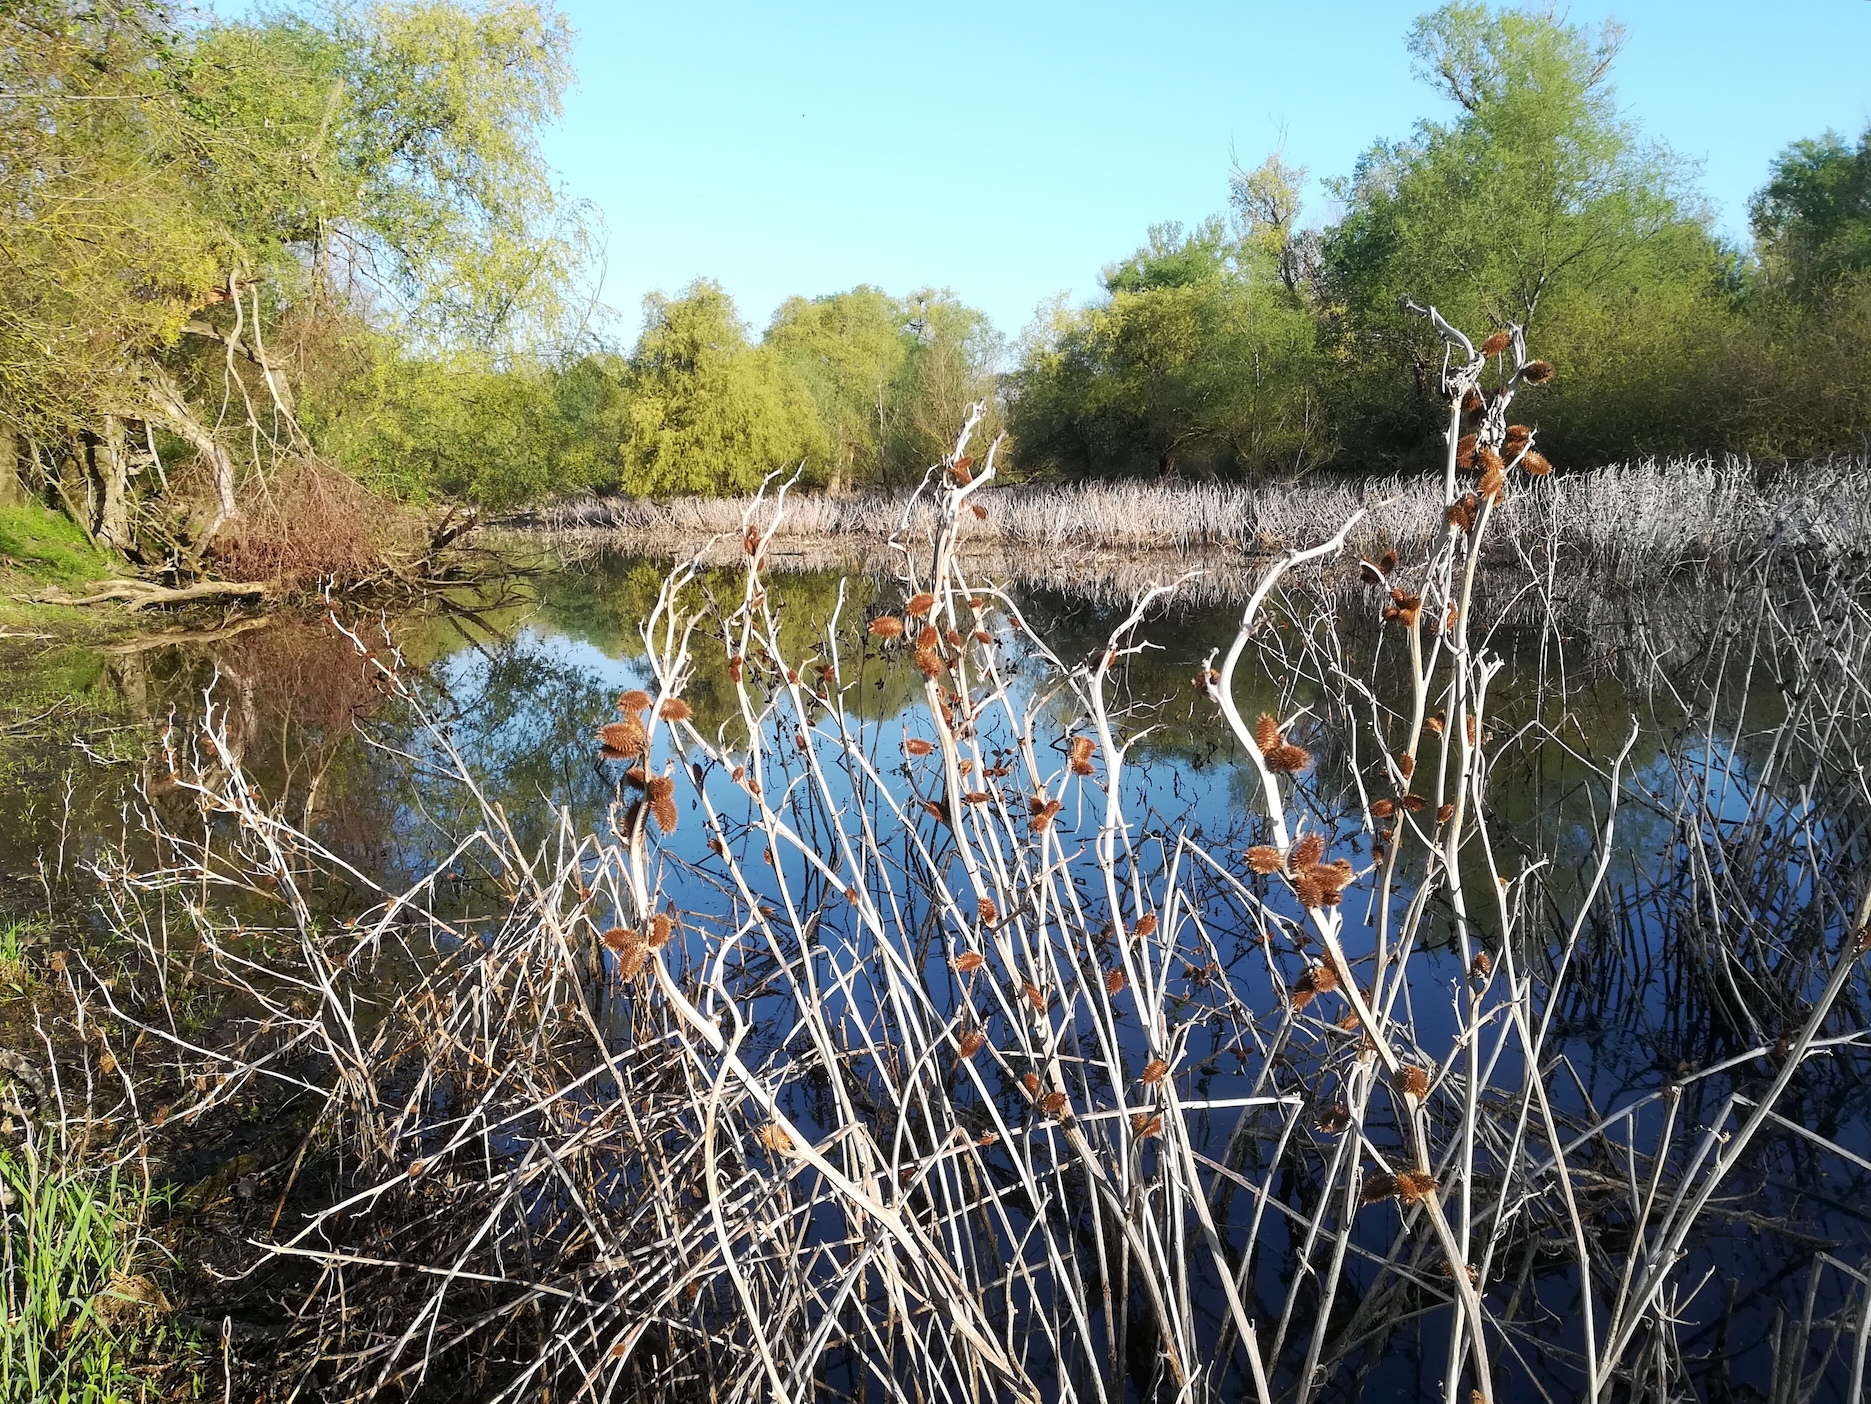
[1011,7,1871,479]
[5,1,1870,573]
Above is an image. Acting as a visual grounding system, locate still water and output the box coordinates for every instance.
[3,547,1868,1400]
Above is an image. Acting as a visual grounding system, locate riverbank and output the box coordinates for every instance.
[528,451,1871,585]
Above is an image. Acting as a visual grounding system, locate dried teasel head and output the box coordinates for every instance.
[1455,432,1477,468]
[1504,423,1531,451]
[597,718,645,760]
[649,913,674,948]
[659,698,691,723]
[1104,966,1127,994]
[1040,1090,1069,1118]
[1521,359,1555,384]
[1476,444,1504,476]
[1478,464,1506,502]
[756,1121,795,1156]
[646,775,678,833]
[1370,798,1395,819]
[1446,493,1480,533]
[1140,1057,1170,1085]
[907,592,936,618]
[1021,1072,1042,1097]
[1254,713,1281,754]
[1133,913,1158,938]
[1316,1104,1351,1134]
[1361,1173,1399,1205]
[1398,753,1415,779]
[1395,1170,1439,1204]
[1480,329,1512,357]
[1266,743,1312,774]
[1023,981,1047,1012]
[905,737,934,757]
[1522,449,1553,476]
[1397,1065,1431,1099]
[951,454,974,484]
[1068,735,1096,775]
[1461,388,1483,415]
[1400,794,1426,813]
[916,625,940,650]
[952,950,985,973]
[970,502,988,520]
[869,616,905,639]
[1291,833,1327,870]
[1471,949,1492,979]
[618,689,652,716]
[956,1029,986,1060]
[1131,1113,1164,1139]
[1437,803,1455,825]
[977,896,997,923]
[1246,844,1283,874]
[914,648,944,679]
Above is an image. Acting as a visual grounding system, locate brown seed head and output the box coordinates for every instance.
[1140,1057,1170,1085]
[978,896,997,923]
[1246,845,1282,874]
[905,737,934,756]
[1361,1173,1400,1204]
[1480,329,1512,357]
[659,698,691,723]
[1254,712,1281,753]
[1133,913,1158,938]
[597,718,645,760]
[957,1029,986,1059]
[1455,432,1477,468]
[1292,834,1327,869]
[1395,1170,1439,1203]
[1267,743,1312,774]
[1104,966,1127,995]
[1069,735,1095,774]
[869,616,905,638]
[649,913,674,948]
[618,689,652,715]
[1021,1072,1041,1096]
[1522,449,1553,476]
[1024,981,1047,1012]
[1041,1091,1069,1118]
[1398,1065,1430,1099]
[1131,1113,1164,1139]
[1437,803,1455,825]
[906,592,936,617]
[1521,359,1555,384]
[952,950,985,973]
[1371,798,1395,819]
[971,502,988,520]
[914,648,944,678]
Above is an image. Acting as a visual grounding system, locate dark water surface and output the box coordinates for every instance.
[4,547,1869,1400]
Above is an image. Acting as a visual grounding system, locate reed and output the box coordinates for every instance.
[69,316,1871,1402]
[533,450,1871,584]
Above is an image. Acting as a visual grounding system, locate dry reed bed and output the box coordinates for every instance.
[535,452,1871,580]
[62,332,1871,1403]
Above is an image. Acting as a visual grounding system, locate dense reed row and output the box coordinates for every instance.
[49,316,1871,1402]
[534,451,1871,582]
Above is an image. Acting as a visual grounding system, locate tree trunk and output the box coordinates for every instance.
[138,372,240,547]
[0,424,20,509]
[93,415,134,554]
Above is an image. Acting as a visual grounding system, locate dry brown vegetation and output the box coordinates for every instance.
[41,316,1871,1402]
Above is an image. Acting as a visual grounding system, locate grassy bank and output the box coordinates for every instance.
[535,451,1871,581]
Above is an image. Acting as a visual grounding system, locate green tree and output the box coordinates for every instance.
[1750,126,1871,301]
[765,287,909,490]
[1010,221,1329,479]
[619,282,828,496]
[1321,3,1728,464]
[0,0,586,567]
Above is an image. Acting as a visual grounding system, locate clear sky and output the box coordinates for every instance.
[541,0,1871,347]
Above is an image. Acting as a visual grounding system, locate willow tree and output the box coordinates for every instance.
[619,282,828,497]
[1321,2,1728,464]
[0,0,583,570]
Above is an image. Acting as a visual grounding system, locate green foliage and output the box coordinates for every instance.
[617,282,829,497]
[766,287,910,489]
[1751,125,1871,302]
[1010,221,1330,479]
[0,1147,175,1402]
[1319,2,1727,464]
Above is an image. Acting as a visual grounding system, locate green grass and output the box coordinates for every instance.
[0,1145,197,1403]
[0,503,112,590]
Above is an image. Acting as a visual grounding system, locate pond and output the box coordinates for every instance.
[4,541,1869,1403]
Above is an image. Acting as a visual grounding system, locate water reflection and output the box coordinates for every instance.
[3,547,1868,1398]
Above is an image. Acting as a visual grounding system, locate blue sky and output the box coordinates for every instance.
[540,1,1869,346]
